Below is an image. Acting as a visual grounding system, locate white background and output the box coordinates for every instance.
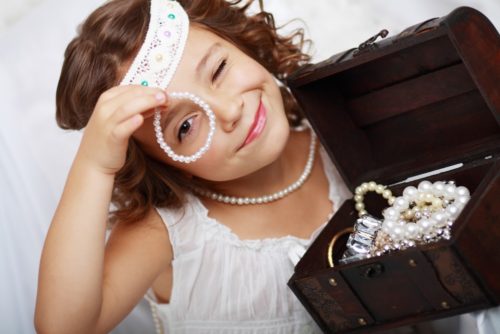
[1,0,499,333]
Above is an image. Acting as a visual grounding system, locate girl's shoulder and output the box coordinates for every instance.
[107,208,173,267]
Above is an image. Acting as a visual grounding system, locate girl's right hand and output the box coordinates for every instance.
[76,85,167,175]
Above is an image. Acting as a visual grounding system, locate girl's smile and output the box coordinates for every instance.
[239,99,268,150]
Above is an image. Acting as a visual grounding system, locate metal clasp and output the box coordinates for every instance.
[353,29,389,56]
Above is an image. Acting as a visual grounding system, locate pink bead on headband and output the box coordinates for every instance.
[120,0,216,164]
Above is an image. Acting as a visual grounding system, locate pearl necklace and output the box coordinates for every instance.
[194,131,317,205]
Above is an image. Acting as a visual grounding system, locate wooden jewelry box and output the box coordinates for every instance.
[287,6,500,333]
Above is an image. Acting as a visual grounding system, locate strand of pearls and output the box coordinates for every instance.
[153,92,216,164]
[194,131,317,205]
[353,181,396,217]
[372,180,470,255]
[148,300,164,334]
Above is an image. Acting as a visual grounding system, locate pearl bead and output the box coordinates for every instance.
[418,180,433,193]
[432,181,446,196]
[417,192,427,203]
[354,194,364,202]
[404,223,420,239]
[355,202,365,211]
[456,195,470,207]
[383,220,396,231]
[444,184,457,199]
[446,204,460,219]
[423,193,435,203]
[431,211,448,228]
[393,197,409,211]
[418,219,433,233]
[431,198,443,209]
[390,226,404,241]
[382,189,392,199]
[456,186,470,197]
[403,186,418,201]
[383,207,398,220]
[155,53,164,62]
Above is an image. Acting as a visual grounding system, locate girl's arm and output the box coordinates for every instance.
[35,86,171,334]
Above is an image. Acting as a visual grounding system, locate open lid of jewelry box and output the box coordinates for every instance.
[287,6,500,192]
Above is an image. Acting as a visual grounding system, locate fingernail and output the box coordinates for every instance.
[155,92,166,102]
[133,114,143,125]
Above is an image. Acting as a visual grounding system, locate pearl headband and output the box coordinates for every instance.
[120,0,216,163]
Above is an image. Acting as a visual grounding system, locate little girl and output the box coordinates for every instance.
[33,0,495,333]
[35,0,350,332]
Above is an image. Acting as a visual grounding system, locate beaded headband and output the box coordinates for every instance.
[120,0,216,164]
[120,0,189,88]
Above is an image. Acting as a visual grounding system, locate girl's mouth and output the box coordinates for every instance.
[241,100,267,149]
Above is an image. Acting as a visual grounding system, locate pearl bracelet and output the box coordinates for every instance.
[354,181,396,217]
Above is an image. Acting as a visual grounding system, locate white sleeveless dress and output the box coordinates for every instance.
[144,146,500,334]
[146,147,351,334]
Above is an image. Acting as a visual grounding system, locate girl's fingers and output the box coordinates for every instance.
[107,90,167,125]
[98,85,166,114]
[111,114,144,142]
[98,84,158,103]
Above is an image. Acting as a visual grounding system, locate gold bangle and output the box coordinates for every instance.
[327,227,354,268]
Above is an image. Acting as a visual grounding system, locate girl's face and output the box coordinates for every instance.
[133,24,290,182]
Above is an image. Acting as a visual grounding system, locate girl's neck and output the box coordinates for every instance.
[204,129,311,198]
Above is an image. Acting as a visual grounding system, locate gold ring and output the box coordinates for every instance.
[327,227,354,268]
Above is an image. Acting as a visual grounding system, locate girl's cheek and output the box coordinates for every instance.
[229,59,268,89]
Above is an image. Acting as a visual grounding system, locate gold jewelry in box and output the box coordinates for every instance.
[327,227,354,267]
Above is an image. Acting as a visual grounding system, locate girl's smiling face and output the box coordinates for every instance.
[133,24,290,182]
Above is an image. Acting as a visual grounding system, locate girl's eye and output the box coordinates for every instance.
[212,59,227,82]
[177,117,194,142]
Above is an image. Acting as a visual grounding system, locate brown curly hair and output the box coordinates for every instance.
[56,0,311,224]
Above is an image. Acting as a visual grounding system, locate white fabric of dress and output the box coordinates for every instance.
[145,145,500,334]
[146,147,351,334]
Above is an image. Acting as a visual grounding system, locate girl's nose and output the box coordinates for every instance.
[211,96,243,132]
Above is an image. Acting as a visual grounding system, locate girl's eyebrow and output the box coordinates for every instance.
[196,42,222,78]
